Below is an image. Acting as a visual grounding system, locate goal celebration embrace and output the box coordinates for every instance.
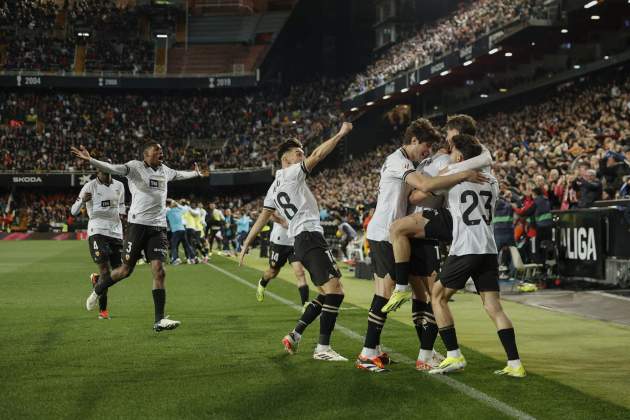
[2,1,630,418]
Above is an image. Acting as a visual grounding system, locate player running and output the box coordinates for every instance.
[71,143,208,332]
[428,134,526,378]
[256,213,309,306]
[358,118,486,372]
[239,122,353,362]
[71,163,126,320]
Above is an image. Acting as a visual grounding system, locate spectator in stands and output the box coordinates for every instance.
[574,169,603,208]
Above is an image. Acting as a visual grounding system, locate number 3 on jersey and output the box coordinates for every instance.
[276,192,298,220]
[461,190,493,226]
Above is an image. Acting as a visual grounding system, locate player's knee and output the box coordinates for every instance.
[483,300,502,317]
[119,264,133,279]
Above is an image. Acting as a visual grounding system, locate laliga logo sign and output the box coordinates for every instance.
[560,227,597,261]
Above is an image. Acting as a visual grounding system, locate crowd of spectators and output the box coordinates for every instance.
[1,0,153,74]
[0,77,344,171]
[346,0,542,97]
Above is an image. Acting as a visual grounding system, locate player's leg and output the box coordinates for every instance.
[87,233,137,310]
[383,213,429,312]
[475,255,525,377]
[284,233,346,361]
[357,240,394,371]
[290,260,309,305]
[256,244,285,301]
[148,229,180,331]
[410,274,442,370]
[429,255,470,374]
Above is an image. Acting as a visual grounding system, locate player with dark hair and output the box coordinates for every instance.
[357,118,487,372]
[239,123,353,362]
[71,142,208,331]
[71,163,126,320]
[429,134,526,377]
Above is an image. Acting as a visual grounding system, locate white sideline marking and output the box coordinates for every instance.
[207,262,536,420]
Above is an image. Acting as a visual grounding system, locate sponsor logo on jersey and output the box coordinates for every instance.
[101,200,111,208]
[149,179,159,188]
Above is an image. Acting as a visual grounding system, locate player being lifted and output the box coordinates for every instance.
[71,143,208,331]
[71,163,126,320]
[358,118,486,371]
[255,212,310,306]
[239,122,353,362]
[384,115,492,368]
[428,134,525,377]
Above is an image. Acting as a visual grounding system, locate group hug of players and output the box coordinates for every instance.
[70,113,524,377]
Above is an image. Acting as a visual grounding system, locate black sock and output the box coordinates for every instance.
[319,294,344,346]
[420,302,438,351]
[99,290,108,311]
[412,299,425,344]
[294,294,324,335]
[94,271,115,295]
[298,285,309,306]
[364,295,388,349]
[260,277,270,287]
[394,262,410,286]
[439,325,459,352]
[497,328,520,360]
[152,289,166,323]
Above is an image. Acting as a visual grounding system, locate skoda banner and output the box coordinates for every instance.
[0,173,93,188]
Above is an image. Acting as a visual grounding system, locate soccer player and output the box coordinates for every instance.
[239,122,353,362]
[71,164,126,320]
[255,212,309,306]
[70,143,208,332]
[428,134,526,377]
[384,114,492,313]
[358,118,485,371]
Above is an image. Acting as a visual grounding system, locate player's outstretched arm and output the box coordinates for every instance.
[70,145,129,176]
[406,170,487,193]
[303,122,353,173]
[171,163,210,181]
[238,208,274,266]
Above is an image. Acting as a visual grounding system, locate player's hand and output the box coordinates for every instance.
[238,245,249,267]
[464,170,489,184]
[338,122,353,137]
[82,192,92,203]
[194,162,210,177]
[71,145,91,161]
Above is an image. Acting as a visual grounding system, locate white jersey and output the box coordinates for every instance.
[367,148,415,242]
[123,160,191,228]
[447,173,499,256]
[407,154,451,215]
[263,162,322,238]
[71,178,125,239]
[270,222,294,246]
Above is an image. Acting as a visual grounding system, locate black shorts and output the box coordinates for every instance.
[368,240,395,279]
[294,231,340,286]
[410,238,439,277]
[123,223,169,266]
[88,234,123,268]
[423,208,453,243]
[269,243,298,269]
[438,254,499,292]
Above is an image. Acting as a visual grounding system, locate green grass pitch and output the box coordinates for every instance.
[1,241,629,419]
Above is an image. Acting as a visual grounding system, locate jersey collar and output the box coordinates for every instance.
[399,147,410,160]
